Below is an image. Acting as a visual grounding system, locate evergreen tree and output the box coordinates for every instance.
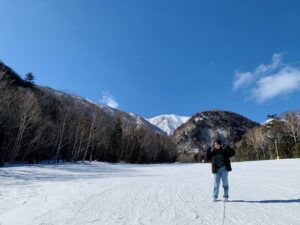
[25,72,35,84]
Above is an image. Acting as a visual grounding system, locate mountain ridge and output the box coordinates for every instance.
[147,114,190,136]
[172,110,260,161]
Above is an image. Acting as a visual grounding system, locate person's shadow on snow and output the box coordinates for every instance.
[229,199,300,204]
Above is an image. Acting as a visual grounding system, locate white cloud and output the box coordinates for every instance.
[251,67,300,103]
[233,71,253,90]
[100,91,119,108]
[233,53,284,90]
[233,53,300,103]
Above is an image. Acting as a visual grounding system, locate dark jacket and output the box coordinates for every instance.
[206,145,235,174]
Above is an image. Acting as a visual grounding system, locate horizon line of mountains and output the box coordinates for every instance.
[1,61,298,157]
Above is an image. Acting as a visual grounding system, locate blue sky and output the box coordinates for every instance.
[1,0,300,123]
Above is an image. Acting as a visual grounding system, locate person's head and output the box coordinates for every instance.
[214,139,222,150]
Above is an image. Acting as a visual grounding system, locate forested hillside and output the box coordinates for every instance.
[0,62,176,165]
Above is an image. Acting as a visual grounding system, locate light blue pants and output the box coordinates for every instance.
[213,166,229,199]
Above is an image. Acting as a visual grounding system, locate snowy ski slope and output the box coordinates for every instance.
[0,159,299,225]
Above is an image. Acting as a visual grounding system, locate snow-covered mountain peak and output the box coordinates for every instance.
[147,114,190,136]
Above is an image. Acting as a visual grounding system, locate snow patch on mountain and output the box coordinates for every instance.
[147,114,190,136]
[129,112,143,126]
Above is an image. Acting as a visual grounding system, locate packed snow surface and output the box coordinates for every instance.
[0,159,300,225]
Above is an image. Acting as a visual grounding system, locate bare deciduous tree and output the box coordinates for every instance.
[10,89,41,162]
[245,127,268,159]
[55,107,71,162]
[282,112,300,144]
[82,111,106,161]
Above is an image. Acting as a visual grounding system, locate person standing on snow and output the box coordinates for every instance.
[206,139,235,202]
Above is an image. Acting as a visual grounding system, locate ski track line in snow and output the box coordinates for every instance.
[221,202,226,225]
[66,181,142,225]
[1,160,300,225]
[174,180,202,225]
[68,188,115,224]
[135,182,165,225]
